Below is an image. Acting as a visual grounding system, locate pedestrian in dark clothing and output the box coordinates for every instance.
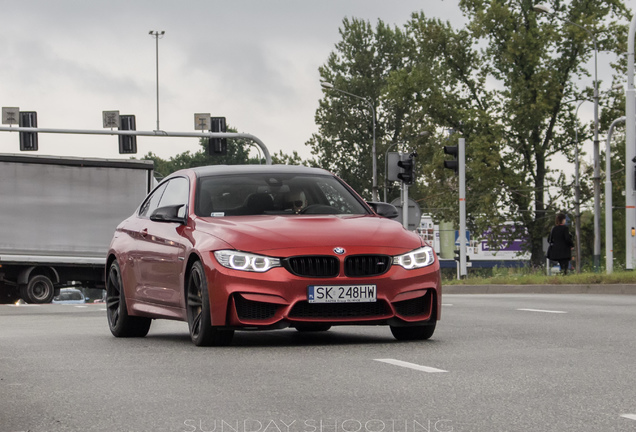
[548,213,574,275]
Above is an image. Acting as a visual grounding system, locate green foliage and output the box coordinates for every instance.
[271,150,318,166]
[309,18,417,199]
[141,126,267,179]
[310,1,631,266]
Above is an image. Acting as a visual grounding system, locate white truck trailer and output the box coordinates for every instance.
[0,154,154,303]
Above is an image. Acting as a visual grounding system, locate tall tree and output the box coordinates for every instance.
[311,1,630,266]
[142,126,265,178]
[309,18,421,199]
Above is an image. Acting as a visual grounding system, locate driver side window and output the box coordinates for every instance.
[159,177,189,218]
[139,177,189,218]
[139,182,167,218]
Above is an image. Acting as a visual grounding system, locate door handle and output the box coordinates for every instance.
[140,228,148,238]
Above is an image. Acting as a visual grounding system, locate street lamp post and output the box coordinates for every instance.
[534,4,601,271]
[149,30,165,132]
[321,81,378,201]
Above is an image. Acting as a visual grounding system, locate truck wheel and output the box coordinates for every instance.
[20,275,55,304]
[106,260,151,338]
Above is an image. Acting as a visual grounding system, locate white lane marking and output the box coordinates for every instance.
[517,308,567,314]
[374,358,447,373]
[621,414,636,421]
[442,303,453,306]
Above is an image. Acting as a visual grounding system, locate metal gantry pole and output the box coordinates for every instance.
[0,126,272,165]
[458,137,467,278]
[591,37,601,272]
[605,117,626,274]
[627,17,636,270]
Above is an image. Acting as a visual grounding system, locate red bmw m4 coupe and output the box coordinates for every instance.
[106,165,441,346]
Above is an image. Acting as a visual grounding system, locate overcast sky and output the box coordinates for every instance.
[0,0,633,163]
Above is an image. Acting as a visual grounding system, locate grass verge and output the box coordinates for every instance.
[442,269,636,285]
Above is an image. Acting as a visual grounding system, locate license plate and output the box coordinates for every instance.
[307,285,377,303]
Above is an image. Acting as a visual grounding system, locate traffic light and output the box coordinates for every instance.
[397,154,415,185]
[453,249,470,262]
[19,111,38,151]
[443,145,458,174]
[209,117,227,155]
[118,115,137,154]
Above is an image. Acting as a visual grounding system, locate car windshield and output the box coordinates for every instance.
[195,173,370,217]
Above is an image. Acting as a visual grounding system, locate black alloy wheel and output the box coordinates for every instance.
[186,261,234,347]
[106,260,151,338]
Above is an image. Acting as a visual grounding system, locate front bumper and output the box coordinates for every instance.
[201,252,441,328]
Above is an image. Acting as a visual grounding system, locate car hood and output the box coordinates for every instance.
[194,214,422,255]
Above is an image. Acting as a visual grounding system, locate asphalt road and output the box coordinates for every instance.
[1,294,635,432]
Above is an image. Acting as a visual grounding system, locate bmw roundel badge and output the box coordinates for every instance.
[333,247,345,255]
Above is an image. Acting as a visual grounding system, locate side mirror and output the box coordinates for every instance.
[367,202,399,219]
[150,204,187,224]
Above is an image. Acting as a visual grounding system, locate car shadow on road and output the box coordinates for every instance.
[143,327,438,348]
[232,329,395,347]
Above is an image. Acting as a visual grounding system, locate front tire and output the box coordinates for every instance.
[390,322,436,341]
[106,260,151,338]
[186,261,234,347]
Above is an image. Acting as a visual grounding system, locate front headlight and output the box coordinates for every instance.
[393,246,436,269]
[214,250,281,272]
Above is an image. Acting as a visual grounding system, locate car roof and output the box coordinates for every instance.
[186,164,333,178]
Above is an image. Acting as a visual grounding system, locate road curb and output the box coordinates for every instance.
[442,284,636,295]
